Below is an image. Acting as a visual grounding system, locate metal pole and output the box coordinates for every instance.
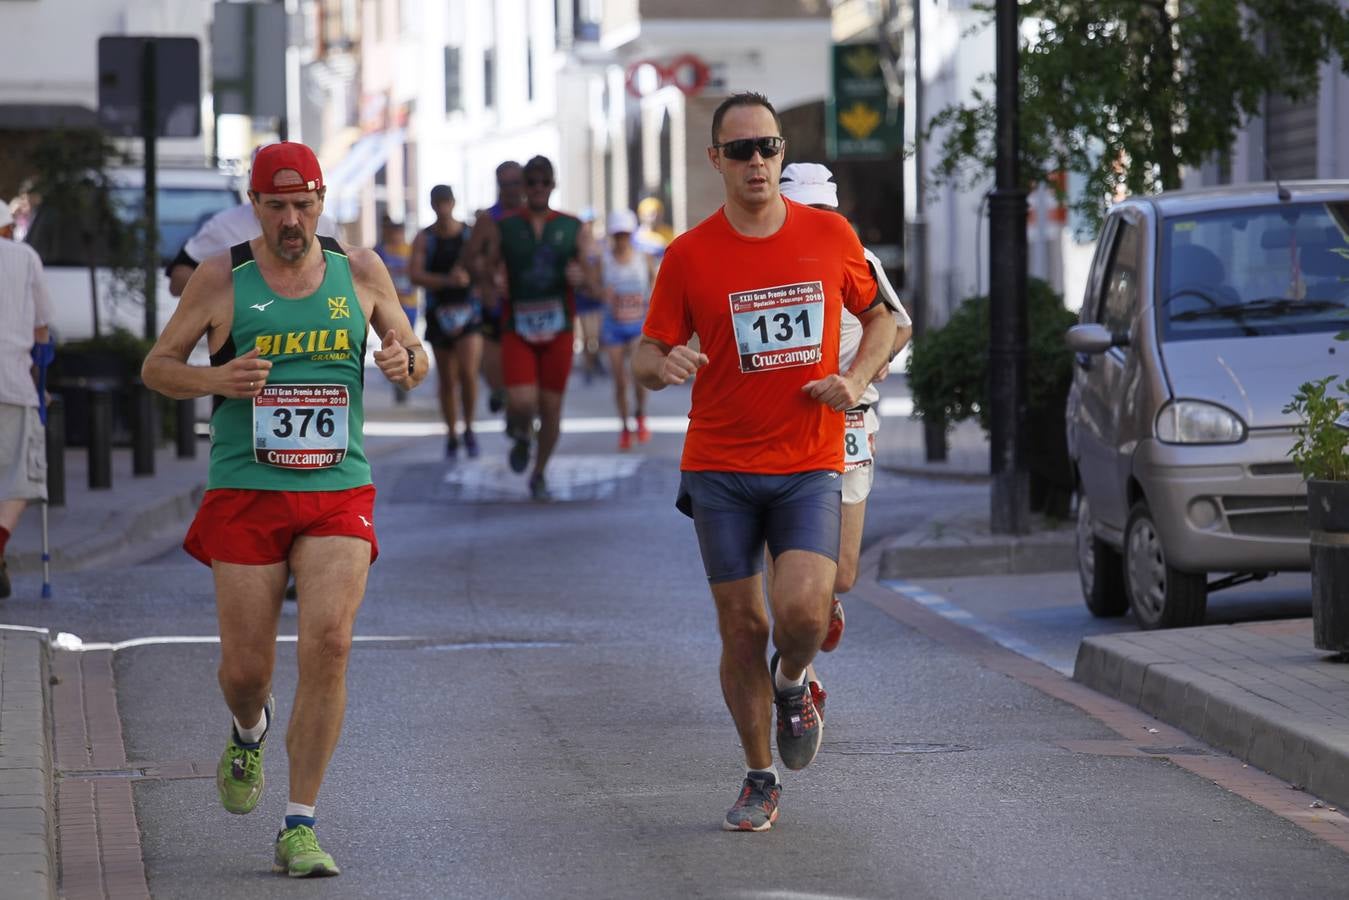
[989,0,1030,534]
[910,0,946,462]
[175,398,197,458]
[88,390,113,490]
[141,39,159,341]
[132,382,156,476]
[45,395,65,508]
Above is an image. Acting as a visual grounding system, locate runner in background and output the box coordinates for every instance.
[465,161,526,415]
[595,208,656,450]
[374,216,417,405]
[573,212,607,384]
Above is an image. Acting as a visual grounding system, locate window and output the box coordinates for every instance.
[483,47,496,109]
[444,46,462,113]
[1097,220,1139,337]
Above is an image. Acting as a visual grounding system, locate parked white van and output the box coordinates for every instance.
[25,165,242,342]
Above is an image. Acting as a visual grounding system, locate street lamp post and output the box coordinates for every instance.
[988,0,1029,534]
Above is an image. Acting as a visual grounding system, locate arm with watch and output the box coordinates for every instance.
[351,247,429,392]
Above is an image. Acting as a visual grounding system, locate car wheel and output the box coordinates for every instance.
[1123,500,1207,629]
[1076,491,1127,617]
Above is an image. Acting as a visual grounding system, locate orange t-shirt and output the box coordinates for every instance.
[643,198,878,474]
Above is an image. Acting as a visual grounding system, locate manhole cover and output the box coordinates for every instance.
[823,741,972,756]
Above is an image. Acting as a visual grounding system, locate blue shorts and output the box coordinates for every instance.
[676,470,842,584]
[600,318,644,348]
[575,291,605,314]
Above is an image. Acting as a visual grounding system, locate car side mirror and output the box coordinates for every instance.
[1065,323,1127,354]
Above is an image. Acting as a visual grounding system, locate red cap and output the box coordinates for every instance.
[250,142,324,194]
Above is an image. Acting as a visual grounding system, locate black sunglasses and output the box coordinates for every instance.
[526,177,554,187]
[713,136,785,162]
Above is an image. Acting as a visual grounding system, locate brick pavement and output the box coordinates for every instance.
[1075,618,1349,827]
[0,633,55,900]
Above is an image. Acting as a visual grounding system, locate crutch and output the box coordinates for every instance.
[32,339,54,599]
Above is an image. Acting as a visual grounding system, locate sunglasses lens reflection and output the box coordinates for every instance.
[720,137,783,161]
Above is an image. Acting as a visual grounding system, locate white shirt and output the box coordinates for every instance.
[0,239,52,408]
[183,204,339,264]
[840,248,912,407]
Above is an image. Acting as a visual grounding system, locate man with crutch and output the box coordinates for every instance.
[0,201,53,599]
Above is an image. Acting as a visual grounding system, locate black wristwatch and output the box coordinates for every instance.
[406,347,415,377]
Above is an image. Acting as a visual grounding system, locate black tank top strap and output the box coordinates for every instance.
[318,235,346,256]
[229,241,254,269]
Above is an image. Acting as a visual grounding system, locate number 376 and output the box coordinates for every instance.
[272,408,336,438]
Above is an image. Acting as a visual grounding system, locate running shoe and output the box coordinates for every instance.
[217,694,274,815]
[808,675,827,722]
[508,435,530,474]
[722,772,781,832]
[636,416,652,444]
[489,389,506,413]
[820,596,845,653]
[273,825,340,878]
[0,558,9,599]
[769,652,822,771]
[446,438,459,462]
[529,472,552,502]
[618,430,633,452]
[463,430,480,459]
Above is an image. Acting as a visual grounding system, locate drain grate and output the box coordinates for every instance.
[823,741,973,756]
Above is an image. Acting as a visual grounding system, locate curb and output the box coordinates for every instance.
[0,633,55,900]
[1074,634,1349,813]
[879,527,1075,579]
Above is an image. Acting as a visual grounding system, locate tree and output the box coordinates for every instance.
[927,0,1349,232]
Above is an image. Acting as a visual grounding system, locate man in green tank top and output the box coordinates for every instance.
[142,141,426,878]
[472,155,594,500]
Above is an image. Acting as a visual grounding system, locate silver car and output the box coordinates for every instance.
[1066,182,1349,628]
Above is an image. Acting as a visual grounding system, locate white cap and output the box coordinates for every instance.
[607,208,638,235]
[0,202,13,229]
[779,163,838,209]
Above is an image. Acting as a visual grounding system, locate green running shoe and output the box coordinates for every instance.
[273,825,340,878]
[216,694,273,815]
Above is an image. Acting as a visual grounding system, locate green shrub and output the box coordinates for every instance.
[906,278,1079,516]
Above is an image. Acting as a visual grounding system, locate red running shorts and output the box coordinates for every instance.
[502,330,573,393]
[183,485,379,567]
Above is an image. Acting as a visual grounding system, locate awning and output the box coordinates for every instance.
[326,128,403,223]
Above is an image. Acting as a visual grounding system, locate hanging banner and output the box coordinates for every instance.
[828,43,902,160]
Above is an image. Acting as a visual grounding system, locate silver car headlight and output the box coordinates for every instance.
[1155,400,1247,444]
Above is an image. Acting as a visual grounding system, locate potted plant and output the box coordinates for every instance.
[1285,361,1349,653]
[906,277,1079,517]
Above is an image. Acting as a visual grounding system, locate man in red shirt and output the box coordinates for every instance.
[633,92,896,832]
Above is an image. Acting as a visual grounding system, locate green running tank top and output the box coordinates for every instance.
[498,211,581,342]
[207,236,372,491]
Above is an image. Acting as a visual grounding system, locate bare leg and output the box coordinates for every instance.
[0,499,26,534]
[456,333,483,435]
[506,384,539,440]
[433,345,459,440]
[710,575,774,770]
[213,561,288,729]
[606,345,630,426]
[286,535,369,806]
[628,337,647,419]
[836,500,867,594]
[766,550,835,682]
[481,338,504,402]
[533,389,564,479]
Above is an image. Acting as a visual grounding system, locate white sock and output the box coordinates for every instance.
[774,661,806,693]
[233,706,268,744]
[285,801,316,821]
[748,766,781,786]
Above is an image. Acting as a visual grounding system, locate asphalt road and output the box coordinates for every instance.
[3,373,1347,899]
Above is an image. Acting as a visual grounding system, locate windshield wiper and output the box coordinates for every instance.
[1171,298,1347,322]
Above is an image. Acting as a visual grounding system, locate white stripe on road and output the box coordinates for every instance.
[362,399,913,439]
[38,633,564,653]
[882,579,1070,675]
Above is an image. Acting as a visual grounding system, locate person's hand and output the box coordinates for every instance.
[803,372,864,412]
[872,358,893,384]
[565,259,585,288]
[374,330,410,383]
[218,348,272,398]
[448,264,471,288]
[661,345,708,385]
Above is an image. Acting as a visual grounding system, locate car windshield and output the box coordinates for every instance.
[26,185,239,268]
[1159,201,1349,341]
[110,187,240,264]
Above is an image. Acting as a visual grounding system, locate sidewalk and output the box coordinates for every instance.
[1075,619,1349,812]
